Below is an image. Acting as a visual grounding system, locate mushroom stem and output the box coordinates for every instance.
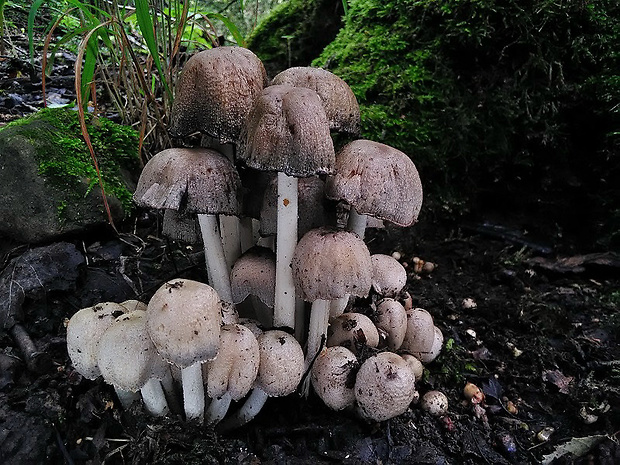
[239,217,256,253]
[220,215,242,270]
[273,172,298,330]
[205,391,232,425]
[305,299,330,371]
[114,387,140,408]
[181,362,205,421]
[218,387,269,432]
[140,378,170,417]
[198,214,237,324]
[347,208,368,239]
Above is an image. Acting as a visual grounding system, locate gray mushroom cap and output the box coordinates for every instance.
[325,139,423,227]
[97,310,169,392]
[66,302,129,380]
[169,46,268,143]
[238,84,335,177]
[133,148,241,216]
[271,66,360,135]
[205,324,260,401]
[371,254,408,297]
[255,330,304,397]
[291,227,372,302]
[355,352,417,422]
[311,346,358,411]
[145,279,222,368]
[230,247,276,307]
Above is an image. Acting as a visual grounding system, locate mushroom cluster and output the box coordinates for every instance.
[67,46,446,426]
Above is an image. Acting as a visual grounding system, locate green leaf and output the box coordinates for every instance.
[28,0,47,68]
[206,12,246,47]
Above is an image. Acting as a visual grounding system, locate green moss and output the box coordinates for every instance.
[3,107,140,216]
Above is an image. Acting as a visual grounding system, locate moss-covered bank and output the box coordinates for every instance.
[314,0,620,248]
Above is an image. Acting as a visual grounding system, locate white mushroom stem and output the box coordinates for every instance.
[239,217,256,253]
[140,378,169,417]
[114,387,140,408]
[273,172,298,330]
[305,299,331,371]
[218,387,269,432]
[205,391,232,425]
[198,214,236,322]
[347,208,368,239]
[181,363,205,421]
[220,215,241,270]
[329,296,350,320]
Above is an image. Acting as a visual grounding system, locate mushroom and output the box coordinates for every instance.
[133,148,241,322]
[219,330,304,431]
[271,66,360,136]
[238,84,335,331]
[145,279,222,421]
[291,227,372,368]
[400,353,425,382]
[420,326,444,364]
[355,352,417,421]
[400,308,436,362]
[420,390,449,416]
[311,346,358,411]
[371,254,408,298]
[204,324,260,424]
[374,298,408,350]
[97,310,170,416]
[325,139,423,239]
[327,312,380,355]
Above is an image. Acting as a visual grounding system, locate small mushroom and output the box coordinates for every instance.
[400,308,436,361]
[420,390,449,416]
[355,352,417,421]
[374,298,408,350]
[400,354,424,382]
[371,254,407,297]
[311,346,358,411]
[327,312,380,355]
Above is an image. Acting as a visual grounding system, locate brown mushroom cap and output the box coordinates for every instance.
[325,140,423,227]
[374,298,408,350]
[271,66,360,135]
[205,324,260,401]
[400,308,436,360]
[327,312,380,355]
[255,330,304,397]
[133,148,241,216]
[355,352,417,421]
[291,227,372,302]
[230,247,276,307]
[169,46,268,143]
[238,84,335,177]
[371,254,408,297]
[66,302,129,380]
[145,279,222,368]
[311,346,358,411]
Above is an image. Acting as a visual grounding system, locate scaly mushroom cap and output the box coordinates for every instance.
[271,67,360,135]
[327,312,380,354]
[291,227,372,302]
[238,84,335,177]
[169,46,268,143]
[133,148,241,216]
[311,346,358,411]
[255,330,304,397]
[420,390,449,416]
[355,352,417,422]
[230,247,276,307]
[374,298,408,350]
[205,324,260,401]
[66,302,129,380]
[371,254,408,297]
[97,310,168,392]
[146,279,222,368]
[400,308,436,360]
[326,140,423,227]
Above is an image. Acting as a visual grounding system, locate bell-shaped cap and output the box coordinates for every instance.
[230,247,276,307]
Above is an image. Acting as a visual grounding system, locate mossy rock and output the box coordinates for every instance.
[247,0,344,77]
[0,108,140,243]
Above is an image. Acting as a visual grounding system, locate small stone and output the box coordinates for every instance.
[462,298,477,310]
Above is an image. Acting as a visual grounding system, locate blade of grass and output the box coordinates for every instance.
[28,0,47,69]
[206,12,246,47]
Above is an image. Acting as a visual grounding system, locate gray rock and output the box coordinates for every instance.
[0,109,138,243]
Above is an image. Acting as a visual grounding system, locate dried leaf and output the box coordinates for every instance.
[541,435,606,465]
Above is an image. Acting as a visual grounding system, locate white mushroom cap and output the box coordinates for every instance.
[271,66,360,135]
[374,298,408,350]
[400,308,436,360]
[400,354,425,382]
[420,390,449,416]
[371,254,407,297]
[311,346,358,411]
[66,302,129,379]
[119,300,148,313]
[146,279,222,368]
[205,324,260,401]
[255,330,304,397]
[291,227,372,302]
[327,312,380,355]
[97,310,168,392]
[355,352,417,421]
[417,326,444,364]
[230,247,276,307]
